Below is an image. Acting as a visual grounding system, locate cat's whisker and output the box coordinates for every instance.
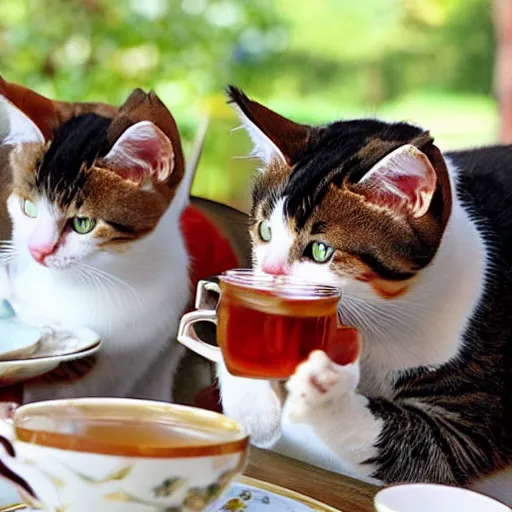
[91,269,127,335]
[343,296,439,364]
[348,296,428,362]
[76,265,116,338]
[341,300,377,337]
[0,253,17,265]
[78,265,110,297]
[87,266,141,339]
[75,267,93,287]
[79,263,146,320]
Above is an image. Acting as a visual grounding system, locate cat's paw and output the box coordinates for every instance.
[285,350,360,423]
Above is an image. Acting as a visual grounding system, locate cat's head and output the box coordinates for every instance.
[227,86,452,301]
[0,77,185,270]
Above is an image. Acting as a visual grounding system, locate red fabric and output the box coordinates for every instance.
[180,205,240,304]
[195,381,222,413]
[180,205,239,413]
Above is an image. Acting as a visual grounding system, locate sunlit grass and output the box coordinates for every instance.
[379,91,498,150]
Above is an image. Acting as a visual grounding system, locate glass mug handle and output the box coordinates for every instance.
[177,309,221,363]
[195,279,221,310]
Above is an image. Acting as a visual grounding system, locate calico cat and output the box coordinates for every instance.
[219,86,512,503]
[0,78,190,403]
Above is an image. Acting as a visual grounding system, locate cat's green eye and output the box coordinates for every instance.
[72,216,96,235]
[310,241,334,264]
[22,199,38,218]
[259,220,272,242]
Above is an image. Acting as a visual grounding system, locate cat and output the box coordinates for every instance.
[218,86,512,504]
[0,77,190,404]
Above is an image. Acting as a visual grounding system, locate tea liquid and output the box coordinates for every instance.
[217,284,339,379]
[15,402,247,457]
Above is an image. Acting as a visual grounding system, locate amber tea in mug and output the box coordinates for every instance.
[178,270,360,379]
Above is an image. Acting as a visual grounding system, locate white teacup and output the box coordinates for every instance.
[0,398,249,511]
[374,483,511,512]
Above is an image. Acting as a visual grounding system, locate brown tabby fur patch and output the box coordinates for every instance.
[233,83,451,292]
[3,78,185,248]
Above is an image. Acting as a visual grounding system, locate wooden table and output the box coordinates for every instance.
[245,447,378,511]
[0,439,378,512]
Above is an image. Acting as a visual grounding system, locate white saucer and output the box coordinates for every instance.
[0,325,101,386]
[0,320,41,361]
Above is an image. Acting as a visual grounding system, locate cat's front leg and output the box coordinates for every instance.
[285,351,494,486]
[285,350,381,480]
[217,361,283,448]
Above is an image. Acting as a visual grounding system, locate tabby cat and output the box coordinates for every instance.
[219,86,512,504]
[0,78,190,403]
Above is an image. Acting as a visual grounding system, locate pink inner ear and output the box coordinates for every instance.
[358,144,437,218]
[103,121,174,185]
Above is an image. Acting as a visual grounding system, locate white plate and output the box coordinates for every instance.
[0,320,41,361]
[0,325,101,385]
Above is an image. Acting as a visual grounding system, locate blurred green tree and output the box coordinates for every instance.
[0,0,496,211]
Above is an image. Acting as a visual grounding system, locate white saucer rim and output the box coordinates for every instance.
[0,328,101,367]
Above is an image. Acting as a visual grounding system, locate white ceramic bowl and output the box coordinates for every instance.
[374,483,511,512]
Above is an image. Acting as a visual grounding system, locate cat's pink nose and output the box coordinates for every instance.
[29,243,56,265]
[262,258,290,275]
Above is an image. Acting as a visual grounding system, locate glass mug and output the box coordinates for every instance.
[178,269,360,379]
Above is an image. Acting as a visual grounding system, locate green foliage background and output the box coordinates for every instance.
[0,0,496,211]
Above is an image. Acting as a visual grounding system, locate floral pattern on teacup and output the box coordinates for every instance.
[0,440,246,511]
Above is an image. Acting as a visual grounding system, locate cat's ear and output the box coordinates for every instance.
[107,89,185,188]
[102,120,174,186]
[226,86,309,167]
[355,144,437,218]
[0,93,45,146]
[0,75,117,141]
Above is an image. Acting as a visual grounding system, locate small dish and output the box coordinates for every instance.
[211,476,340,511]
[0,326,101,385]
[0,320,40,361]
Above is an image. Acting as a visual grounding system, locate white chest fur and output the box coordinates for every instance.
[5,203,190,401]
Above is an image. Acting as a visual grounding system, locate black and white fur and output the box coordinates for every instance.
[219,89,512,505]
